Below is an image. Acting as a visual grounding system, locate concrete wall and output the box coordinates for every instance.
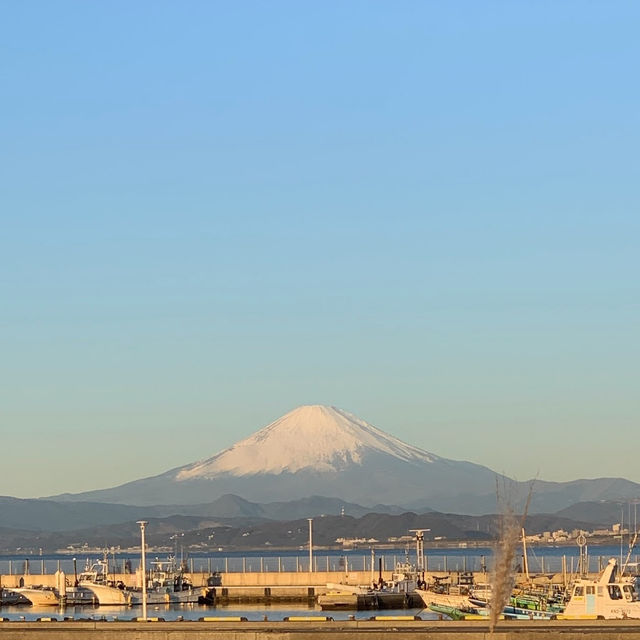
[0,569,431,590]
[2,619,640,640]
[0,568,569,590]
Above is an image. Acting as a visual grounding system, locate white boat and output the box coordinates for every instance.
[319,561,422,611]
[415,573,482,609]
[415,588,474,609]
[77,559,131,606]
[318,587,362,610]
[129,560,205,605]
[389,561,421,594]
[325,582,370,595]
[563,558,640,619]
[8,587,59,607]
[78,580,131,605]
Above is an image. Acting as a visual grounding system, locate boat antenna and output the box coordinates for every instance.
[622,500,639,575]
[576,533,587,577]
[621,504,624,571]
[622,531,638,575]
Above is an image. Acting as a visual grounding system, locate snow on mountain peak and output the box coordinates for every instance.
[176,405,438,480]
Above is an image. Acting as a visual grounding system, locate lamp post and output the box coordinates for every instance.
[137,521,148,621]
[409,529,429,572]
[307,518,313,573]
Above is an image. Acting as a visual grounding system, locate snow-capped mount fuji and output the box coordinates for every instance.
[49,404,640,514]
[50,404,504,509]
[178,405,439,479]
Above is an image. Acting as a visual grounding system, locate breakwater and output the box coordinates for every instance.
[0,568,560,595]
[0,570,411,604]
[3,618,640,640]
[0,564,606,603]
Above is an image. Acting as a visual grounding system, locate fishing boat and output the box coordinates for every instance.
[510,589,565,614]
[71,557,131,605]
[7,586,59,607]
[319,561,421,610]
[415,574,484,609]
[562,558,640,619]
[469,588,562,619]
[129,559,206,605]
[415,585,474,609]
[428,603,483,620]
[428,602,553,621]
[318,585,374,610]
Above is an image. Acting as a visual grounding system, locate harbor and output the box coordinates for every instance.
[2,551,640,616]
[0,563,591,608]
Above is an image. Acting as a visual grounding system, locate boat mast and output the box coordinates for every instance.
[370,547,375,586]
[622,501,639,575]
[521,528,530,582]
[620,505,624,571]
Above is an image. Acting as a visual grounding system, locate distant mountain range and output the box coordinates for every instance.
[0,494,408,532]
[0,490,634,554]
[47,405,640,515]
[0,503,614,554]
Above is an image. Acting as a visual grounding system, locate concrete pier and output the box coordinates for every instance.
[0,570,408,604]
[0,568,564,591]
[2,619,640,639]
[0,568,575,606]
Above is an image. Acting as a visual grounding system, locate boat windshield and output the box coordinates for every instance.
[608,585,623,600]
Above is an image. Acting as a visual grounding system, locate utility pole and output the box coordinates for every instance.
[137,521,148,621]
[522,528,530,582]
[308,518,313,573]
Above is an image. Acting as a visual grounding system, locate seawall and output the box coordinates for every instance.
[0,568,572,604]
[0,569,568,589]
[2,619,640,639]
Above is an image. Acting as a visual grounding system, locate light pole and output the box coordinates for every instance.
[409,529,429,572]
[137,521,148,621]
[307,518,313,573]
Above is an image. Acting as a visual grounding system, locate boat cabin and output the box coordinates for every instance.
[563,558,640,619]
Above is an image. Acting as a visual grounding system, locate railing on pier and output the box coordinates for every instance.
[1,552,637,577]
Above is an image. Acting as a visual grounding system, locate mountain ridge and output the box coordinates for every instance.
[0,494,409,532]
[0,508,612,554]
[46,405,640,514]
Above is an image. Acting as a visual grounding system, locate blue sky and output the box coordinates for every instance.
[2,1,638,498]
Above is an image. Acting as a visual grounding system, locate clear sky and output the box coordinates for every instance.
[2,1,638,499]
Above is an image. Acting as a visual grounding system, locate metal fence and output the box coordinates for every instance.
[1,551,635,576]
